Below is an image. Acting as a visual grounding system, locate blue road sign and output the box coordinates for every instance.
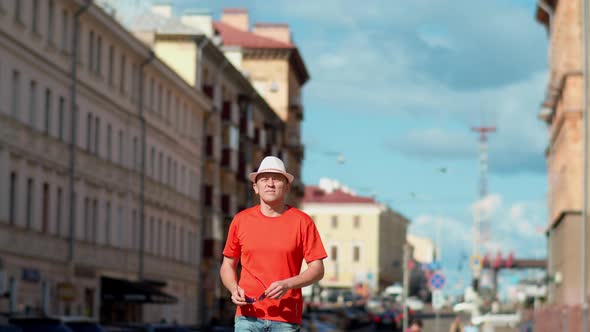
[429,272,446,290]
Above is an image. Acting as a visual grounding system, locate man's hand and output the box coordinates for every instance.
[231,286,248,306]
[265,280,292,300]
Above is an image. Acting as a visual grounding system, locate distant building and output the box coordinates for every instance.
[301,179,409,294]
[536,1,588,305]
[407,234,435,264]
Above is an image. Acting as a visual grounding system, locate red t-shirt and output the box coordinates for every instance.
[223,205,327,324]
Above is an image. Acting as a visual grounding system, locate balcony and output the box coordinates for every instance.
[221,194,231,217]
[203,185,213,208]
[221,101,232,123]
[202,84,213,99]
[205,135,215,160]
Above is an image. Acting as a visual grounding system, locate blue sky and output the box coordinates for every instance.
[114,0,549,296]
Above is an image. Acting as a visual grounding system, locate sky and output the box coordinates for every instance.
[113,0,550,297]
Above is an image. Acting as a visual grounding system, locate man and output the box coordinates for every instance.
[220,156,327,331]
[407,318,423,332]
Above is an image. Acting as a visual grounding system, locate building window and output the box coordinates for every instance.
[157,219,162,255]
[119,55,126,95]
[86,113,92,151]
[106,124,112,161]
[353,216,361,228]
[331,246,338,261]
[108,45,114,86]
[88,30,94,71]
[47,0,55,45]
[167,157,171,185]
[131,64,137,102]
[150,147,155,177]
[61,10,69,52]
[96,36,102,74]
[31,0,39,33]
[133,137,138,170]
[353,246,360,262]
[331,216,338,228]
[10,70,21,119]
[29,80,37,127]
[84,197,90,241]
[157,84,162,114]
[149,217,155,253]
[26,178,34,229]
[14,0,22,24]
[42,183,49,233]
[92,199,98,243]
[56,187,63,237]
[118,130,124,165]
[117,206,123,247]
[94,117,100,156]
[165,89,170,123]
[132,209,137,249]
[9,172,17,225]
[44,88,52,135]
[105,202,111,245]
[158,152,163,182]
[58,97,65,141]
[149,78,154,111]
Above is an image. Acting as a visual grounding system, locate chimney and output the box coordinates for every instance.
[151,2,172,18]
[253,23,291,44]
[221,8,249,31]
[181,9,213,37]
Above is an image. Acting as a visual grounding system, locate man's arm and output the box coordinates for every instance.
[219,256,247,306]
[264,259,324,299]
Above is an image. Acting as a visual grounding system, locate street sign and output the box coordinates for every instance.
[432,289,444,310]
[429,272,446,290]
[470,255,483,273]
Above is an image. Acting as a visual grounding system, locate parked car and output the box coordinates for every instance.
[9,317,74,332]
[60,316,106,332]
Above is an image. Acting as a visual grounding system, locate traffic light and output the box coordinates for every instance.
[472,278,479,292]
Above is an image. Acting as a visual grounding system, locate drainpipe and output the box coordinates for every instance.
[138,50,155,281]
[68,0,92,269]
[582,0,589,329]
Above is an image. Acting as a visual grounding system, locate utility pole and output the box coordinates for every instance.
[471,126,495,293]
[402,243,410,332]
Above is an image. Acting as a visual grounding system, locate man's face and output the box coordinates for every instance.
[253,172,290,204]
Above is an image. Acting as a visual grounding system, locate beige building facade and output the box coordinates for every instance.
[0,0,211,324]
[536,0,590,305]
[301,179,409,294]
[407,234,435,264]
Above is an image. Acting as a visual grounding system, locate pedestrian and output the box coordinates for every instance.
[407,318,423,332]
[220,156,327,332]
[449,316,464,332]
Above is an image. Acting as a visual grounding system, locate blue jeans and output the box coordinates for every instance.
[234,316,300,332]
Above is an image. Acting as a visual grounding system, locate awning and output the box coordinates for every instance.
[100,277,178,304]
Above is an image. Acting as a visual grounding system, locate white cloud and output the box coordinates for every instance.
[472,194,503,221]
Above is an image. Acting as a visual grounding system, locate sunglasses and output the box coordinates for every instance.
[241,266,268,304]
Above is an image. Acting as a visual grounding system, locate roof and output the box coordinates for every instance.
[213,21,294,49]
[213,21,310,84]
[131,11,202,35]
[303,186,377,204]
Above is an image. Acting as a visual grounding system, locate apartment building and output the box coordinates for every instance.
[301,179,409,294]
[129,5,289,322]
[213,8,308,207]
[0,0,210,324]
[536,0,589,305]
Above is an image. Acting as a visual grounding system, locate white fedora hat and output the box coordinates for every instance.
[249,156,294,183]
